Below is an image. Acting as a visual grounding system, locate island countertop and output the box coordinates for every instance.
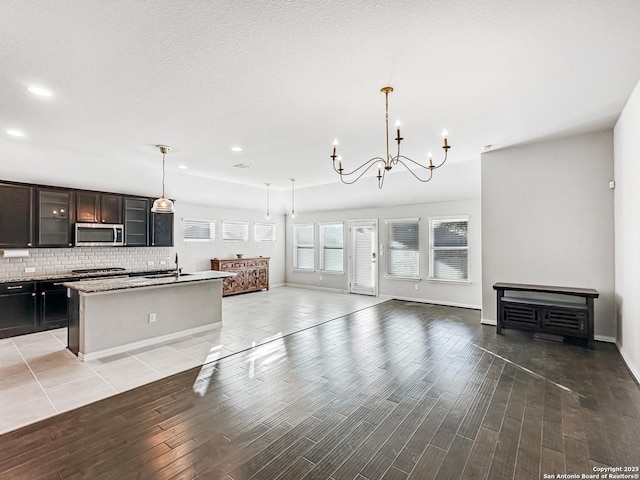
[63,270,235,294]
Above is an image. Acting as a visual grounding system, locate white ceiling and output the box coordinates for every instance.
[2,0,640,213]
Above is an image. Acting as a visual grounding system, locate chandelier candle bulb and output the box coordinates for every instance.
[443,130,449,147]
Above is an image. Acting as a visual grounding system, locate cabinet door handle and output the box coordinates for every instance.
[41,292,46,296]
[7,285,23,290]
[31,292,36,297]
[27,242,32,247]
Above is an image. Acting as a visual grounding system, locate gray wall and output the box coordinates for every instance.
[285,199,482,309]
[481,130,615,339]
[174,202,286,286]
[614,77,640,381]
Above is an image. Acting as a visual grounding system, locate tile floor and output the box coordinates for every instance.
[0,286,385,435]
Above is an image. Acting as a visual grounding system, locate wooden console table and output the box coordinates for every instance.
[493,282,599,348]
[211,257,269,296]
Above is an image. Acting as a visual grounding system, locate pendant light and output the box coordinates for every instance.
[265,183,271,220]
[151,145,176,214]
[290,178,296,218]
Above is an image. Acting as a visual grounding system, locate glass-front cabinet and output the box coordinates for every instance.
[124,197,149,246]
[37,189,73,247]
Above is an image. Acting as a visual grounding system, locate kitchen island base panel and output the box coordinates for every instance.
[68,280,222,360]
[76,323,218,362]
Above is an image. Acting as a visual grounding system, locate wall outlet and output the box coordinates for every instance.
[319,275,323,281]
[415,284,419,290]
[25,267,36,273]
[147,261,154,266]
[148,313,157,323]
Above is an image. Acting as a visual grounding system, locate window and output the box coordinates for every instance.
[429,217,469,282]
[183,218,215,242]
[293,224,314,270]
[385,218,420,279]
[319,223,344,272]
[255,223,276,242]
[222,221,249,242]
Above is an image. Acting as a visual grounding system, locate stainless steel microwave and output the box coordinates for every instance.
[75,223,124,246]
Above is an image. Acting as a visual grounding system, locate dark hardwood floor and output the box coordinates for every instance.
[1,300,639,480]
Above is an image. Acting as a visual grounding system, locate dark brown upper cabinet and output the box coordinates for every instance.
[76,192,123,224]
[124,197,149,246]
[150,211,174,247]
[37,188,74,247]
[0,182,34,248]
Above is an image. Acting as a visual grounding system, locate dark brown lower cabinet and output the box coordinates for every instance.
[494,282,598,348]
[39,280,70,329]
[0,282,37,339]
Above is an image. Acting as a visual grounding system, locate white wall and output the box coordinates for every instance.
[285,199,482,309]
[614,78,640,381]
[481,130,615,339]
[174,202,286,285]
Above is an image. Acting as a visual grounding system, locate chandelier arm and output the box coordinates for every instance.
[393,158,435,183]
[333,157,386,177]
[431,148,449,169]
[339,160,382,185]
[378,167,386,189]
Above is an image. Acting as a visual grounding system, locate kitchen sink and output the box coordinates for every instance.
[143,273,192,279]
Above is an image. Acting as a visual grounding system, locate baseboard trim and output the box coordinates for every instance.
[78,323,220,362]
[378,294,481,310]
[283,283,349,294]
[616,341,640,384]
[594,335,616,343]
[481,317,497,326]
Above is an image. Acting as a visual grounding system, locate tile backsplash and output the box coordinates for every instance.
[0,247,174,280]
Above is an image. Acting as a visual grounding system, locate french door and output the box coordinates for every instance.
[349,219,378,296]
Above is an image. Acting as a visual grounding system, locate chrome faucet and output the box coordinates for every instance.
[174,252,180,276]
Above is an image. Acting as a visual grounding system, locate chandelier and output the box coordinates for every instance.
[331,86,451,189]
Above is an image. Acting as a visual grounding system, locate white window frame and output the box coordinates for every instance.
[182,218,215,242]
[293,223,315,271]
[222,220,249,242]
[428,215,470,284]
[384,217,421,280]
[319,222,344,274]
[255,223,276,242]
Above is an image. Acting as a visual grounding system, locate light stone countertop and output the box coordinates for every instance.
[0,267,175,284]
[63,270,235,294]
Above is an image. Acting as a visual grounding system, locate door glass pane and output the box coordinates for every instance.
[39,191,70,245]
[354,226,373,288]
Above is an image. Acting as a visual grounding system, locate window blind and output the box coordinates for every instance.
[222,221,249,241]
[429,218,469,281]
[255,223,276,242]
[183,218,215,241]
[319,223,343,272]
[293,224,314,270]
[385,219,419,279]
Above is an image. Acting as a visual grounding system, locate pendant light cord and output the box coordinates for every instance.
[162,151,166,198]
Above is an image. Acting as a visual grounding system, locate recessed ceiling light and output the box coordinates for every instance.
[27,86,53,97]
[6,129,26,137]
[231,146,243,152]
[233,163,252,169]
[178,165,188,170]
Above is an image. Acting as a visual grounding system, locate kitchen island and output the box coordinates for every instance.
[64,270,234,361]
